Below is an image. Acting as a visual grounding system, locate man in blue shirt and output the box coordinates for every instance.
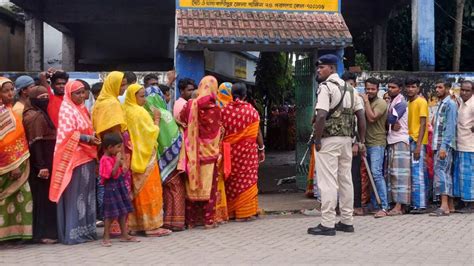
[430,80,458,216]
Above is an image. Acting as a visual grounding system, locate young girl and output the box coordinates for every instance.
[100,132,139,247]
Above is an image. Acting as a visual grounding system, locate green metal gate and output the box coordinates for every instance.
[294,57,315,191]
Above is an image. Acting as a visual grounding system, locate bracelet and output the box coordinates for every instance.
[258,145,265,151]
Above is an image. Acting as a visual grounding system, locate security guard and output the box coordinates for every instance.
[307,54,366,236]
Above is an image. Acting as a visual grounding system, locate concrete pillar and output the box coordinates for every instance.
[24,12,43,71]
[412,0,435,71]
[175,50,205,99]
[372,22,387,71]
[62,33,75,71]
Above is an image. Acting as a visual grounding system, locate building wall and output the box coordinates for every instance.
[0,16,24,71]
[205,51,257,83]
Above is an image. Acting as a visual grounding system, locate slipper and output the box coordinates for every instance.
[101,240,112,247]
[374,209,388,218]
[120,236,140,243]
[40,239,58,244]
[429,208,450,217]
[145,228,172,237]
[388,209,403,216]
[204,223,219,230]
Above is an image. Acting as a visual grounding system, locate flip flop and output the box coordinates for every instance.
[429,208,450,217]
[101,240,112,247]
[388,209,403,216]
[145,228,172,237]
[120,236,140,243]
[374,209,388,218]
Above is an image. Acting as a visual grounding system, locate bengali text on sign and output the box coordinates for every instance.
[178,0,339,12]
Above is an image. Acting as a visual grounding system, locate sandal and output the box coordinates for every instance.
[120,236,140,243]
[388,209,403,216]
[429,208,450,217]
[145,228,172,237]
[40,238,58,244]
[374,209,388,218]
[204,223,218,230]
[101,240,112,247]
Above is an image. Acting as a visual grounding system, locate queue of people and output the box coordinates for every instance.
[0,70,264,246]
[307,54,473,236]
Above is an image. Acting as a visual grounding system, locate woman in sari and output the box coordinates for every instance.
[222,82,264,221]
[179,76,221,229]
[0,78,33,242]
[22,85,58,243]
[214,82,233,224]
[92,71,130,235]
[123,84,171,237]
[50,80,100,245]
[144,85,185,231]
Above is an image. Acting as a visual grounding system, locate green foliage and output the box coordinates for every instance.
[254,52,295,110]
[435,0,474,71]
[355,53,371,71]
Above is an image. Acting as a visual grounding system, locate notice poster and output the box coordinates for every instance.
[178,0,339,12]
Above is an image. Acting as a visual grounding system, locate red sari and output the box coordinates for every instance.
[179,76,221,227]
[222,99,260,219]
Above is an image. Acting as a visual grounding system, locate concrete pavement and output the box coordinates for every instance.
[1,207,472,265]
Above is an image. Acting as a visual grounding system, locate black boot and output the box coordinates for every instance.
[335,221,355,233]
[307,224,336,236]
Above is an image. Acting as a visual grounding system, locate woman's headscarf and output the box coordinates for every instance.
[217,82,233,108]
[123,84,159,174]
[23,86,56,145]
[0,78,14,107]
[0,77,30,180]
[181,76,221,199]
[92,71,127,136]
[0,77,13,88]
[49,81,97,202]
[144,86,182,182]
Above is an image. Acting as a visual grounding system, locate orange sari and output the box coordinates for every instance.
[222,99,260,219]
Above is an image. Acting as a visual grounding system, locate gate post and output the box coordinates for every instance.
[295,54,316,191]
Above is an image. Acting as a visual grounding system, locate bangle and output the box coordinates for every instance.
[258,145,265,151]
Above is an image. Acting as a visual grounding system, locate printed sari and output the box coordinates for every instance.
[0,94,33,242]
[180,76,221,227]
[222,99,260,219]
[144,86,185,230]
[123,84,164,232]
[50,80,98,244]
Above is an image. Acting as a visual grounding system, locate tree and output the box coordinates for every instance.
[254,52,294,112]
[453,0,465,71]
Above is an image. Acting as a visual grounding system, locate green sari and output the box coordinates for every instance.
[144,86,182,182]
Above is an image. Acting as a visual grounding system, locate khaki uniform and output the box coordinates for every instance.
[315,73,364,228]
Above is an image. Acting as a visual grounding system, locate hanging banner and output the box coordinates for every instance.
[178,0,339,12]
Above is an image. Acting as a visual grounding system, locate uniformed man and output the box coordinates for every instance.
[307,54,366,236]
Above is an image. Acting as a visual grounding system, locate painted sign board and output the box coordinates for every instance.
[177,0,339,12]
[234,56,247,79]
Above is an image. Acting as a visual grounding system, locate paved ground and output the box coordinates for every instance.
[1,210,473,265]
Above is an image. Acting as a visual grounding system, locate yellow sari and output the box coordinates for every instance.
[214,82,233,223]
[123,84,163,231]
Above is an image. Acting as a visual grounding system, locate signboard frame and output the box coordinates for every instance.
[176,0,340,13]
